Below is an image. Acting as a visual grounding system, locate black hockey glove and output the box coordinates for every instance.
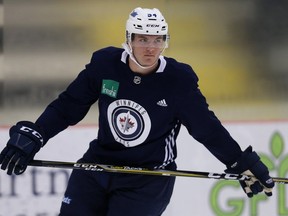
[225,146,274,198]
[0,121,46,175]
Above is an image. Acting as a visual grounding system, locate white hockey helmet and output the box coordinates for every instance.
[125,7,169,42]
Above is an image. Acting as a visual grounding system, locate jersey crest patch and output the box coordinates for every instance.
[101,79,119,98]
[107,99,151,147]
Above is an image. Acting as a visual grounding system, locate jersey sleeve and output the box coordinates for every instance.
[174,66,242,166]
[35,52,102,140]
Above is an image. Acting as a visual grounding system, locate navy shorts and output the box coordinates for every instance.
[59,163,176,216]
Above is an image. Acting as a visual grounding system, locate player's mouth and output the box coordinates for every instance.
[144,54,155,58]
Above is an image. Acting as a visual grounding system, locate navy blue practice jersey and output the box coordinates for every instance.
[36,47,242,168]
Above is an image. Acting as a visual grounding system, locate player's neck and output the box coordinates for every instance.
[128,57,159,75]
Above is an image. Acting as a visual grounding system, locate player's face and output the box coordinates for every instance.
[131,34,166,67]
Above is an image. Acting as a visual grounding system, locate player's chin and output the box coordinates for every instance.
[142,62,156,67]
[142,57,157,65]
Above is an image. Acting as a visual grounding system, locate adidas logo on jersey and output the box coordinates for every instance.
[62,196,72,204]
[157,99,168,107]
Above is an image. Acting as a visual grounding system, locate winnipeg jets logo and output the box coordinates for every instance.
[107,99,151,147]
[119,111,135,132]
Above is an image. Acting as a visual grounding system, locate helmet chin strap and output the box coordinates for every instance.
[122,43,160,70]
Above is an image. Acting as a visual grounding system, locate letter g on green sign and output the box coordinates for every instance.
[210,181,244,216]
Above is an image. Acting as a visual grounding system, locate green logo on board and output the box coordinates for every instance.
[210,131,288,216]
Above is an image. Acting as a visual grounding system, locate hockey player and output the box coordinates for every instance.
[0,7,274,216]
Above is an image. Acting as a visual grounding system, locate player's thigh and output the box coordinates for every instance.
[107,174,176,216]
[59,169,109,216]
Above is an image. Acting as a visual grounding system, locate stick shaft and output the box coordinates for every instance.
[28,160,288,184]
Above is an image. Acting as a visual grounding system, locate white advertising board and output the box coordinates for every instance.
[0,121,288,216]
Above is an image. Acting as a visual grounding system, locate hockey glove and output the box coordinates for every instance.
[225,146,274,198]
[0,121,46,175]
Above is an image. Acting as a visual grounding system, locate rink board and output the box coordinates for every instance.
[0,121,288,216]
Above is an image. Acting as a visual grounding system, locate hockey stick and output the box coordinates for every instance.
[28,160,288,184]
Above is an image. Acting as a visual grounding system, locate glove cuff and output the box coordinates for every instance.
[9,121,47,147]
[225,146,260,174]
